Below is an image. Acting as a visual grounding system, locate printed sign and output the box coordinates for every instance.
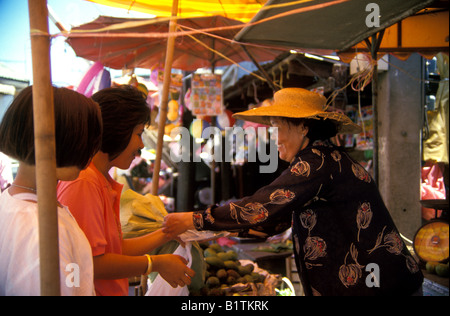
[191,73,223,117]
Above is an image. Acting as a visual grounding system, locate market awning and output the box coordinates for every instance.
[85,0,268,22]
[235,0,448,60]
[65,15,284,71]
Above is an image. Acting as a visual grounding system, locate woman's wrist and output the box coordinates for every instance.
[192,211,204,231]
[149,255,161,273]
[186,212,195,230]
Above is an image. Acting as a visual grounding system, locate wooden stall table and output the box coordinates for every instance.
[230,238,293,276]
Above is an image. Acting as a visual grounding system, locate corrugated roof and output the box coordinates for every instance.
[0,62,29,82]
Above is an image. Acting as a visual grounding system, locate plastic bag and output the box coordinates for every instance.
[179,229,230,242]
[120,189,168,238]
[145,243,192,296]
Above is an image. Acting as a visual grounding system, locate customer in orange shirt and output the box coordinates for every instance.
[58,85,194,296]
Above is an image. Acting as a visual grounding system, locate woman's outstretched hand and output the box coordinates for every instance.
[162,212,195,239]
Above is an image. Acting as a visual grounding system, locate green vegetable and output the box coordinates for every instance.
[435,263,449,277]
[206,276,220,288]
[205,256,225,269]
[203,248,217,258]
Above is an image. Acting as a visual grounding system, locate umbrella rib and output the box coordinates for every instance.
[177,24,247,61]
[184,30,268,82]
[178,24,275,66]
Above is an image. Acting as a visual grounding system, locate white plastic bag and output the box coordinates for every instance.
[179,229,229,242]
[145,242,192,296]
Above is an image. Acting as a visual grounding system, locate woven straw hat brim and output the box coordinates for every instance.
[233,104,362,135]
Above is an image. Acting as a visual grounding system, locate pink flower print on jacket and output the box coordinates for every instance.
[304,236,327,268]
[230,189,295,224]
[291,159,310,177]
[300,209,317,233]
[339,244,365,288]
[230,202,268,225]
[269,189,296,205]
[384,231,404,255]
[352,163,371,183]
[356,202,373,242]
[368,226,404,255]
[300,209,327,268]
[367,226,420,273]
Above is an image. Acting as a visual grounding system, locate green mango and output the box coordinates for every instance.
[426,261,439,274]
[203,248,217,258]
[205,256,225,269]
[435,263,449,277]
[224,260,239,271]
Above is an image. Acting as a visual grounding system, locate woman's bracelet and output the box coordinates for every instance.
[144,254,153,275]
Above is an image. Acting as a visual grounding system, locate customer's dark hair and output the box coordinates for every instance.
[281,117,338,142]
[0,86,102,169]
[91,85,150,160]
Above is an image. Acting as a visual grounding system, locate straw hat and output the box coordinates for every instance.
[233,88,362,134]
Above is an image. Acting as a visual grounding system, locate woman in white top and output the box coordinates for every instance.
[0,152,13,192]
[0,86,102,295]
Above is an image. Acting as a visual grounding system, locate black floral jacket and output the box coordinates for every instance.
[193,140,423,296]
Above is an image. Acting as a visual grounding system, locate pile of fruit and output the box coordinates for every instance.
[425,261,449,277]
[193,242,267,296]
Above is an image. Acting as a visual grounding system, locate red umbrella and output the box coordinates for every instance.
[65,15,284,71]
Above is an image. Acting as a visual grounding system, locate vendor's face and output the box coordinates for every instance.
[271,117,309,163]
[110,124,145,170]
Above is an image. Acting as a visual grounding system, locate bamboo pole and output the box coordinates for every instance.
[151,0,179,196]
[28,0,60,295]
[141,0,179,295]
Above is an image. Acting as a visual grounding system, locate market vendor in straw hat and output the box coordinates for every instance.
[164,88,424,296]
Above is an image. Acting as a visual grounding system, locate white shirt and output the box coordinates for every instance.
[0,153,13,192]
[0,189,95,296]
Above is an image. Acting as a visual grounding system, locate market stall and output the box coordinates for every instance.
[120,188,293,296]
[24,0,448,296]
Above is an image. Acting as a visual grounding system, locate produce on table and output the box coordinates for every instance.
[435,263,449,277]
[192,242,268,296]
[425,261,449,278]
[425,261,439,274]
